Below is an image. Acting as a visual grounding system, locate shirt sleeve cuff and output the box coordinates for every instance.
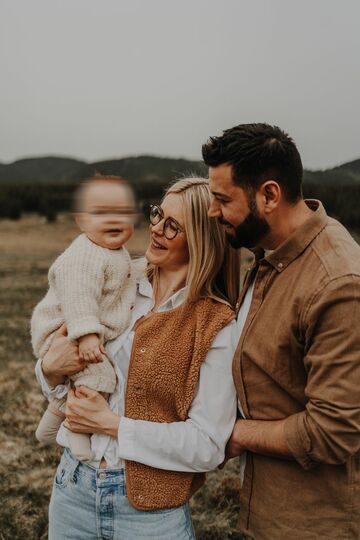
[35,358,70,400]
[283,412,316,470]
[117,416,136,461]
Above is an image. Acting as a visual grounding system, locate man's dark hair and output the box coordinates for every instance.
[202,123,303,203]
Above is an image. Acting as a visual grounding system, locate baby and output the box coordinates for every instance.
[31,174,137,461]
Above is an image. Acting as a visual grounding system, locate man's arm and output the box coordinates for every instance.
[283,275,360,469]
[228,275,360,469]
[226,417,292,460]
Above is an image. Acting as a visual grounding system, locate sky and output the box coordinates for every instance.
[1,0,359,169]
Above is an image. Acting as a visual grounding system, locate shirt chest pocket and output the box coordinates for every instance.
[242,315,306,390]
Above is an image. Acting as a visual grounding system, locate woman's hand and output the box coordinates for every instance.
[42,324,87,387]
[64,386,120,439]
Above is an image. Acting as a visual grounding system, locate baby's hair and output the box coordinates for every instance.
[72,173,136,213]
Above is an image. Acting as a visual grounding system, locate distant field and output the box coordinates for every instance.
[0,214,241,540]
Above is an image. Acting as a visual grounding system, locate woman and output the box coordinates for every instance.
[36,177,241,539]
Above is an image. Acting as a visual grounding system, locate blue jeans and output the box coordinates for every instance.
[49,449,196,539]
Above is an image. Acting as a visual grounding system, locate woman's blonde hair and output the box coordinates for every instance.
[148,177,241,308]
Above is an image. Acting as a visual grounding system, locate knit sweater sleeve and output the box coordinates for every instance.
[53,238,107,341]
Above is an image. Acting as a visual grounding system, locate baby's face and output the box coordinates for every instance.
[76,182,136,250]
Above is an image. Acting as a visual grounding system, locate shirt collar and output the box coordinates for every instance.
[138,275,187,310]
[251,200,328,272]
[264,199,328,273]
[138,276,153,298]
[158,286,187,311]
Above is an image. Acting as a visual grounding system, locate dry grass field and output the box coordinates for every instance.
[0,214,242,540]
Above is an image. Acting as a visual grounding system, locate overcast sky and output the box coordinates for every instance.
[1,0,359,169]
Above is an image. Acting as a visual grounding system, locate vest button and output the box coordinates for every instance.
[137,494,144,501]
[140,347,146,353]
[277,262,284,269]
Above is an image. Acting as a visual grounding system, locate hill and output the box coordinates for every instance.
[304,161,360,185]
[1,154,359,186]
[0,155,206,186]
[0,154,359,229]
[0,157,85,183]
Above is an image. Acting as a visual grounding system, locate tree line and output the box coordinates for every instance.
[1,179,359,231]
[0,181,166,222]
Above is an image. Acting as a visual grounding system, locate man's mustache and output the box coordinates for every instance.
[218,217,233,227]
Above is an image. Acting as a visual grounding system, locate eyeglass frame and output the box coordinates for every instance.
[149,204,185,240]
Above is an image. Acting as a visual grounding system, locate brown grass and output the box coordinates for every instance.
[0,214,242,539]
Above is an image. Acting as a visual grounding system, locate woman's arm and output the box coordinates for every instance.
[35,324,88,396]
[117,321,238,472]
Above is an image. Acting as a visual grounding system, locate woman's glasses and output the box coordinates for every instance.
[149,204,184,240]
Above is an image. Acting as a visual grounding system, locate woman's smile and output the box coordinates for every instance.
[150,237,167,250]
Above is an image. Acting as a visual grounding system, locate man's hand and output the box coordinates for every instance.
[225,420,246,459]
[218,420,246,468]
[78,333,105,363]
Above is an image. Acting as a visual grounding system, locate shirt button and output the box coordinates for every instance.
[140,347,146,353]
[277,262,284,269]
[130,304,134,310]
[98,472,106,480]
[127,272,131,278]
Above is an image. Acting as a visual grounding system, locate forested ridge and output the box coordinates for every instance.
[0,155,359,229]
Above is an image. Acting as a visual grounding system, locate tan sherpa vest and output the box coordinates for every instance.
[124,296,234,511]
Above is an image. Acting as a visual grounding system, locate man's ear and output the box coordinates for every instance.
[259,181,281,213]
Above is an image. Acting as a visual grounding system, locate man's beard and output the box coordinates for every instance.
[222,196,270,249]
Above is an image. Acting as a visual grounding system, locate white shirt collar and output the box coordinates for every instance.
[157,286,187,311]
[138,276,153,298]
[138,275,187,311]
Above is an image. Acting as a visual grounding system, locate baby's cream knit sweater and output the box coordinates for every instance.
[31,234,136,357]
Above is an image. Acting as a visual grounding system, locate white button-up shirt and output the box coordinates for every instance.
[35,276,238,472]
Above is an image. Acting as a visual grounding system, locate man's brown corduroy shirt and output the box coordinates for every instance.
[233,200,360,539]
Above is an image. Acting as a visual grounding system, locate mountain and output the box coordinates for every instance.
[304,161,360,185]
[0,154,358,228]
[0,155,206,185]
[0,154,359,187]
[302,158,360,186]
[0,156,85,183]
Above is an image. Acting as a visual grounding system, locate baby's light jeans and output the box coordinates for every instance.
[49,449,196,539]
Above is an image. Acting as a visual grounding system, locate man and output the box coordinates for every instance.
[202,124,360,539]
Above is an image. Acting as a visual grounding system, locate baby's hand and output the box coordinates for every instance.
[78,334,105,363]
